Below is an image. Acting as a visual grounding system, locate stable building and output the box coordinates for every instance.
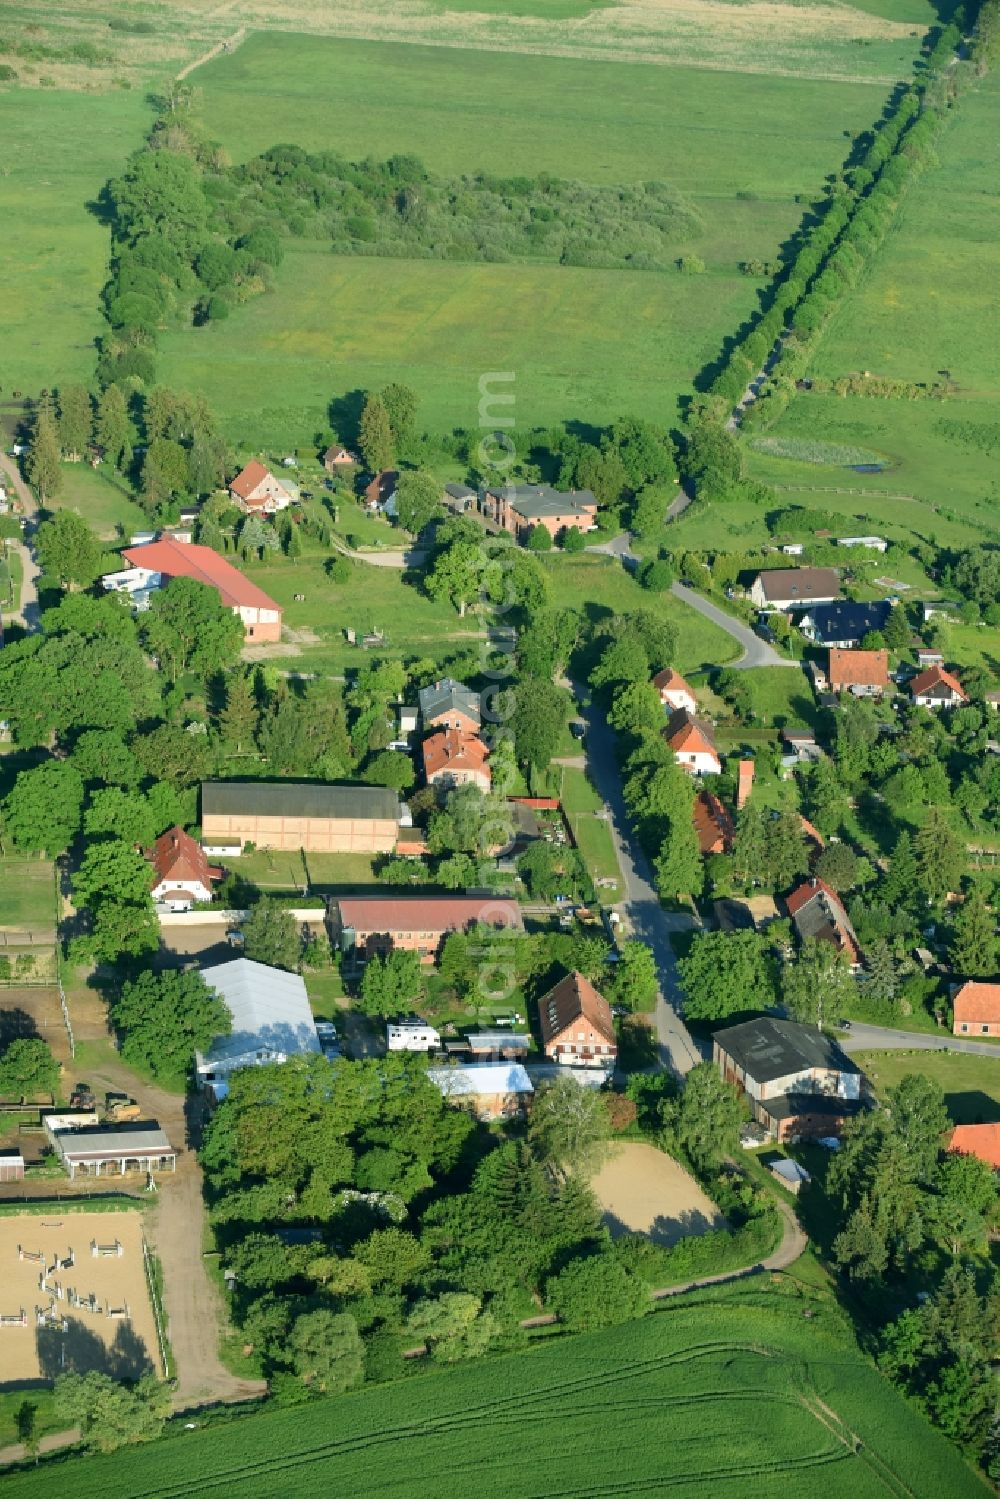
[196,958,320,1093]
[45,1119,176,1180]
[103,536,283,643]
[714,1017,863,1141]
[201,781,401,853]
[538,970,616,1072]
[427,1062,534,1121]
[331,894,523,963]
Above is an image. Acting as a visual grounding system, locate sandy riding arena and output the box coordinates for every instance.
[0,1211,162,1384]
[590,1142,726,1246]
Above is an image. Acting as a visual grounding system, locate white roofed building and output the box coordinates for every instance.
[427,1062,533,1121]
[196,958,319,1091]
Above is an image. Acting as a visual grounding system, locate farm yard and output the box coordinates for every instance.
[590,1141,726,1245]
[0,1279,984,1498]
[0,1211,162,1385]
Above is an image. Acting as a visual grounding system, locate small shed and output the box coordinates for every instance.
[768,1157,811,1195]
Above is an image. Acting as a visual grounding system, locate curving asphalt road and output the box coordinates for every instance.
[574,685,704,1077]
[669,581,798,671]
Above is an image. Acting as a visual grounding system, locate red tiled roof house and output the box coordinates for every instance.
[652,667,697,714]
[147,826,222,911]
[693,791,734,855]
[910,665,967,709]
[106,537,283,642]
[538,971,617,1071]
[332,895,523,963]
[229,461,298,515]
[828,649,890,697]
[949,1123,1000,1170]
[952,981,1000,1037]
[423,729,491,793]
[663,708,721,776]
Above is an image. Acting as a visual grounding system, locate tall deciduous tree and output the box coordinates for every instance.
[243,897,300,972]
[546,1252,648,1331]
[3,760,85,854]
[142,576,244,681]
[665,1062,743,1173]
[357,949,425,1017]
[358,394,394,473]
[393,471,439,536]
[0,1038,60,1099]
[112,969,230,1082]
[379,382,418,454]
[34,511,102,588]
[678,930,776,1021]
[529,1073,608,1175]
[511,676,567,771]
[782,937,856,1029]
[425,539,482,617]
[289,1309,364,1393]
[54,1372,170,1454]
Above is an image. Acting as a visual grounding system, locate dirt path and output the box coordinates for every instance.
[0,452,41,635]
[177,27,245,81]
[652,1197,806,1299]
[79,1055,265,1410]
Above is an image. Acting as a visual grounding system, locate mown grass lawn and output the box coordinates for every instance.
[0,856,54,933]
[857,1049,1000,1125]
[51,464,148,541]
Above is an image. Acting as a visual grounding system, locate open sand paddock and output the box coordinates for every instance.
[590,1141,726,1246]
[0,1211,162,1384]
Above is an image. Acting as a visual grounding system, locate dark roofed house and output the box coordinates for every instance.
[201,781,400,854]
[443,482,477,512]
[418,677,481,732]
[798,599,891,648]
[749,567,840,611]
[714,1016,863,1140]
[538,970,616,1071]
[479,484,598,543]
[786,876,861,967]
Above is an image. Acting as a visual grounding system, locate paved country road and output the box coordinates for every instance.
[575,686,704,1077]
[839,1022,1000,1059]
[669,581,798,671]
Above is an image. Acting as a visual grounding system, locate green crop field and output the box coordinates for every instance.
[858,1050,1000,1123]
[2,1281,985,1498]
[152,34,895,445]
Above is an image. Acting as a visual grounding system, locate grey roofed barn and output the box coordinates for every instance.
[201,780,400,822]
[197,958,320,1072]
[713,1017,859,1083]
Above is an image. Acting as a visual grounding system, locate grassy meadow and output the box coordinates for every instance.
[52,462,148,540]
[858,1050,1000,1124]
[752,75,1000,534]
[0,86,150,395]
[1,1280,984,1498]
[151,33,896,445]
